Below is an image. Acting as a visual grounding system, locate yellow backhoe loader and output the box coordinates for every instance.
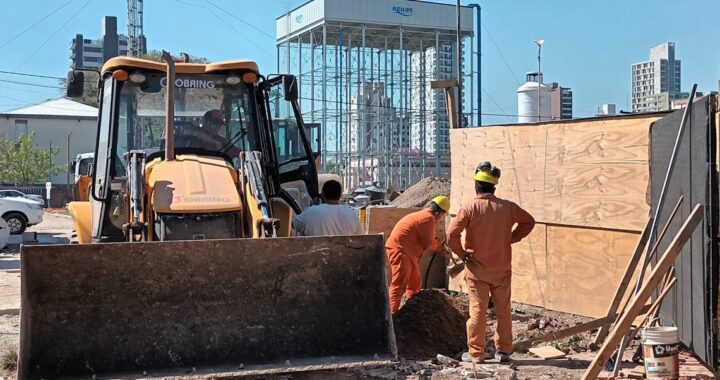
[19,52,395,379]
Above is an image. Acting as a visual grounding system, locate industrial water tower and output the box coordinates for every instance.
[517,72,550,123]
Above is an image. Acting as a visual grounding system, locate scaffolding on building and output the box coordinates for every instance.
[277,0,476,191]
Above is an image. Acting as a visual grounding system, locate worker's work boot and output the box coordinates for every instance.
[461,352,484,364]
[495,351,511,363]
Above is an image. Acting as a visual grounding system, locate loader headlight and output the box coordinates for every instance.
[226,75,242,85]
[129,72,147,84]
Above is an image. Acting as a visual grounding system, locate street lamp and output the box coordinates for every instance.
[535,39,544,122]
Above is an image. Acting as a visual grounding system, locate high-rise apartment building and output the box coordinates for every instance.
[70,16,129,70]
[631,42,682,112]
[409,44,463,155]
[547,82,572,120]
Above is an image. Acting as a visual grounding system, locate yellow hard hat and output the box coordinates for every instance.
[431,196,450,213]
[474,170,499,185]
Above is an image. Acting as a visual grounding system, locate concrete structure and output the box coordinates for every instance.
[276,0,477,190]
[70,16,129,70]
[517,72,550,123]
[548,82,572,120]
[0,98,98,185]
[597,103,617,116]
[631,42,682,112]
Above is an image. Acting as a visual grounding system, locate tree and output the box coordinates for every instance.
[60,51,210,107]
[0,132,63,184]
[58,71,99,108]
[140,50,209,64]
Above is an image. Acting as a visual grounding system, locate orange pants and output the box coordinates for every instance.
[387,249,421,314]
[466,270,513,357]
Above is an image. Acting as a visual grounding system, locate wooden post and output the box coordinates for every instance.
[581,204,703,380]
[431,80,459,130]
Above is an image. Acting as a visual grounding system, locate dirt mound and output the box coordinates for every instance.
[391,177,451,208]
[393,290,467,360]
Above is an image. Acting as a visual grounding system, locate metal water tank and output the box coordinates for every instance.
[517,77,551,123]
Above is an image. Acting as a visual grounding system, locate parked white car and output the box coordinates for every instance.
[0,196,43,234]
[0,190,45,204]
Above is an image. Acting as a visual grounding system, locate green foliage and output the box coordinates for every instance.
[59,71,100,108]
[0,132,63,184]
[326,161,337,174]
[0,349,17,371]
[140,50,210,64]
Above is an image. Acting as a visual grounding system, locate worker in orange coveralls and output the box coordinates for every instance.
[447,162,535,364]
[385,196,450,315]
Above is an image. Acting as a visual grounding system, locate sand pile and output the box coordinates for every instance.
[391,177,451,208]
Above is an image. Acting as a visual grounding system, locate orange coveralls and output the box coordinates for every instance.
[385,209,444,314]
[447,194,535,357]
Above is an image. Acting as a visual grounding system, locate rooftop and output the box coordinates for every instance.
[2,98,98,118]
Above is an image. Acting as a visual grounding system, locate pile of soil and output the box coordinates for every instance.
[393,290,467,360]
[391,177,451,208]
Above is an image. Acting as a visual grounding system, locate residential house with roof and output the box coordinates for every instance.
[0,98,98,184]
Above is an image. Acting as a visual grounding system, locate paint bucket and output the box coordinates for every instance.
[642,318,679,380]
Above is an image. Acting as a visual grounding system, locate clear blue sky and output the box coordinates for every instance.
[0,0,718,125]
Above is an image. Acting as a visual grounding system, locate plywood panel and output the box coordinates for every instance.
[366,207,421,240]
[510,223,548,307]
[449,115,661,231]
[546,226,641,318]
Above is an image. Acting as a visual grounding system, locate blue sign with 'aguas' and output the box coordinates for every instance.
[392,6,413,16]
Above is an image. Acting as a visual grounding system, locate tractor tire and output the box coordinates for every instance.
[4,213,27,235]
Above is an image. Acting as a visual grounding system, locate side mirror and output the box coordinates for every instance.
[66,70,85,98]
[282,75,298,102]
[70,161,76,172]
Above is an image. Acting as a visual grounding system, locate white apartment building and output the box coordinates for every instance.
[631,42,683,112]
[409,44,463,156]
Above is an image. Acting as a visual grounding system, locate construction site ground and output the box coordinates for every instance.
[0,212,713,379]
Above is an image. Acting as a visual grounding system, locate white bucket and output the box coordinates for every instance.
[642,319,680,380]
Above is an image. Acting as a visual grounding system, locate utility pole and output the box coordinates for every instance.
[66,133,72,194]
[456,0,463,128]
[535,39,544,122]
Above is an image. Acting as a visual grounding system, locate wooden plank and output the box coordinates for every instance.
[592,219,652,346]
[581,204,703,380]
[510,224,548,307]
[366,207,421,240]
[515,304,652,352]
[529,346,566,360]
[546,226,641,318]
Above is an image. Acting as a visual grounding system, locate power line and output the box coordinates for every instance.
[0,79,62,89]
[172,0,274,58]
[480,87,515,122]
[202,0,275,40]
[481,21,522,86]
[0,0,75,50]
[8,0,94,75]
[0,70,63,80]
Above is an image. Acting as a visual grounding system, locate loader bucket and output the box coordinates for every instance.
[19,235,396,379]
